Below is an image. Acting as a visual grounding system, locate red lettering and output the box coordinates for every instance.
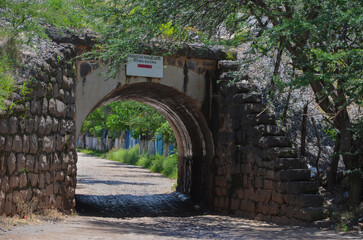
[138,64,152,69]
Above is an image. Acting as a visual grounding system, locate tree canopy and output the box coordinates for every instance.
[2,0,362,173]
[90,0,363,171]
[81,100,175,145]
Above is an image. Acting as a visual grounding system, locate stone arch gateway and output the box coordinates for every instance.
[75,54,220,201]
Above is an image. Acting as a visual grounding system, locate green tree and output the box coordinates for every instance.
[82,100,172,154]
[88,0,363,197]
[155,122,176,157]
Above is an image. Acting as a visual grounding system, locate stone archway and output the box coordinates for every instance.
[78,83,214,202]
[75,52,220,203]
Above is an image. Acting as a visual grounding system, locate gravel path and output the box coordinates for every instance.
[1,153,361,239]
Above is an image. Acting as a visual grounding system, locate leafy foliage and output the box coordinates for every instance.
[155,122,176,145]
[82,100,176,146]
[86,0,363,170]
[106,144,140,165]
[103,145,178,179]
[0,55,15,110]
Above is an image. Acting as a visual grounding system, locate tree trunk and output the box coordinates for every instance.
[148,140,156,155]
[335,108,363,204]
[301,103,308,156]
[139,138,148,155]
[163,142,169,158]
[328,133,341,191]
[335,109,354,169]
[120,131,126,149]
[311,117,321,178]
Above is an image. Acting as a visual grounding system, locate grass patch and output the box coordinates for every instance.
[79,145,178,179]
[77,148,107,158]
[106,144,139,165]
[0,207,66,231]
[139,152,178,179]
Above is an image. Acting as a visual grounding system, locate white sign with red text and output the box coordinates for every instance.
[126,54,163,78]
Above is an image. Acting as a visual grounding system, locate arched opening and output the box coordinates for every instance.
[76,82,214,205]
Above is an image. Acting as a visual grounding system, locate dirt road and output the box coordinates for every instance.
[1,153,361,239]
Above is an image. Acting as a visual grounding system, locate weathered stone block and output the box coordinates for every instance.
[33,116,40,132]
[255,124,286,136]
[0,136,5,151]
[0,191,4,215]
[1,176,9,193]
[29,173,39,187]
[295,207,325,222]
[7,153,16,175]
[62,77,74,90]
[22,135,30,152]
[36,82,46,98]
[276,181,319,194]
[55,196,63,208]
[52,117,59,132]
[231,198,239,210]
[31,100,40,114]
[19,173,27,188]
[39,154,48,171]
[66,105,75,118]
[259,136,291,149]
[10,176,19,189]
[38,116,46,135]
[272,191,284,204]
[9,116,18,134]
[268,201,280,215]
[275,158,305,170]
[259,190,272,202]
[5,136,12,151]
[265,170,275,180]
[0,119,8,134]
[12,135,23,152]
[39,173,45,189]
[42,98,48,115]
[259,160,275,169]
[46,172,51,184]
[4,193,13,215]
[56,171,65,181]
[46,184,53,195]
[17,154,26,172]
[49,98,66,117]
[42,136,55,153]
[56,134,65,151]
[45,116,53,134]
[246,200,255,213]
[285,194,324,208]
[277,169,311,182]
[264,180,274,190]
[255,176,264,189]
[25,155,34,172]
[52,153,61,170]
[0,156,5,175]
[246,113,275,125]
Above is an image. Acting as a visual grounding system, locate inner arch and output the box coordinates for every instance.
[77,83,214,202]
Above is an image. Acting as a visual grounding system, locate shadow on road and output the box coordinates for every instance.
[75,193,199,218]
[77,177,156,186]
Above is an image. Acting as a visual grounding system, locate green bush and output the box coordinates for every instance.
[150,154,164,173]
[86,144,178,179]
[106,144,139,165]
[137,153,153,168]
[0,55,16,110]
[162,154,178,179]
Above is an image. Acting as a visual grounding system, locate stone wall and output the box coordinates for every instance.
[0,38,78,215]
[211,61,324,226]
